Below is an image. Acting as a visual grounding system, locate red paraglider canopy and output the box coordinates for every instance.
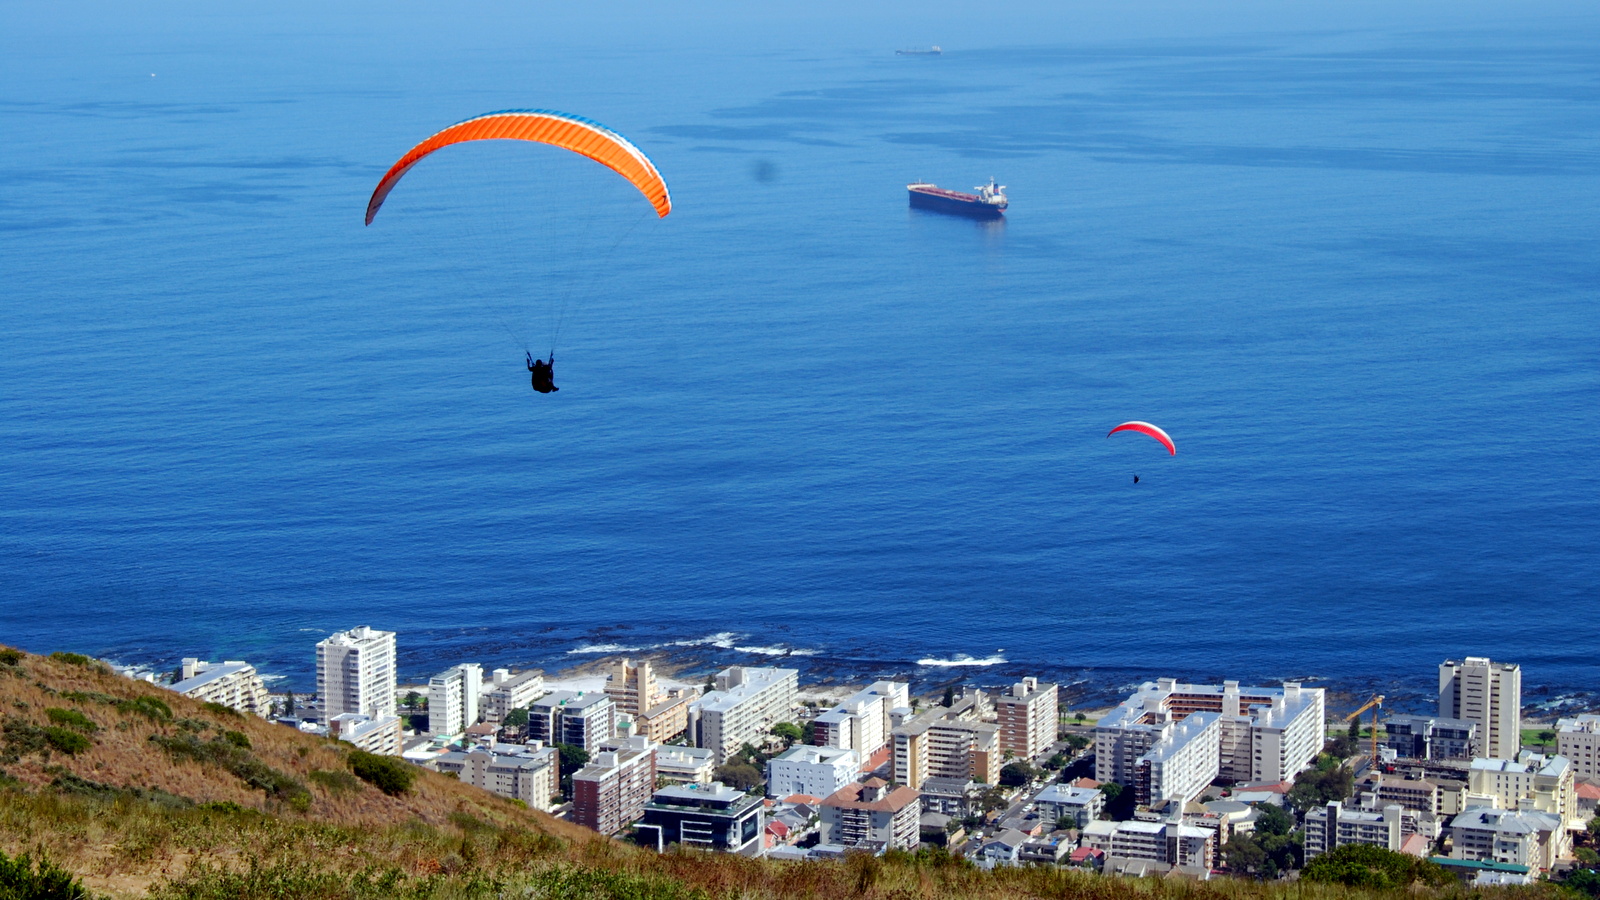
[1107,421,1175,456]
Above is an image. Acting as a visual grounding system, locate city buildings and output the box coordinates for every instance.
[528,691,616,755]
[688,666,799,765]
[1555,715,1600,781]
[766,744,860,799]
[891,692,1000,790]
[426,663,483,737]
[168,659,270,717]
[1303,800,1404,859]
[635,781,766,855]
[328,712,402,755]
[1033,784,1105,828]
[818,777,921,851]
[1466,753,1578,826]
[315,626,397,720]
[1096,679,1325,790]
[432,745,559,811]
[1383,714,1479,761]
[1439,657,1521,761]
[996,677,1058,761]
[482,669,544,724]
[604,658,659,718]
[813,681,909,760]
[1448,807,1568,872]
[572,735,657,835]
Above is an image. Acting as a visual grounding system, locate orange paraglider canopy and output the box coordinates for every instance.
[1107,421,1176,456]
[365,109,671,225]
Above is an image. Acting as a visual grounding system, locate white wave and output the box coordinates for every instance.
[566,643,641,655]
[668,632,741,649]
[734,645,821,657]
[917,654,1007,667]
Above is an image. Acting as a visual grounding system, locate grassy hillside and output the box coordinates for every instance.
[0,646,1569,900]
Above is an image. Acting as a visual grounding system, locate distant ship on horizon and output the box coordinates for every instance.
[895,46,942,55]
[907,178,1007,218]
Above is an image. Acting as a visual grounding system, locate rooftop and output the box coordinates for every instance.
[169,661,255,694]
[772,744,857,766]
[821,778,919,813]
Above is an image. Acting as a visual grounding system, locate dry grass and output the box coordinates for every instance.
[0,646,1572,900]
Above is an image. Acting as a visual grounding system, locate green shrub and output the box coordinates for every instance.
[1301,843,1453,888]
[220,730,251,749]
[42,726,91,755]
[116,696,172,721]
[2,718,49,759]
[308,768,361,794]
[50,772,192,809]
[0,648,22,667]
[149,733,308,804]
[48,652,94,667]
[202,701,243,720]
[347,750,414,796]
[45,707,98,733]
[0,848,92,900]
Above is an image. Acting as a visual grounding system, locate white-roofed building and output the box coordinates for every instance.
[1034,783,1104,828]
[168,659,270,717]
[328,712,402,756]
[688,666,798,765]
[1448,807,1567,872]
[766,744,860,798]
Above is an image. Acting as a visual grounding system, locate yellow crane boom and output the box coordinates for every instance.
[1343,694,1384,761]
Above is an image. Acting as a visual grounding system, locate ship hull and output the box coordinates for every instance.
[909,189,1005,218]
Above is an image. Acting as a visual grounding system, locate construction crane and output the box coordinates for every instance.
[1343,694,1384,762]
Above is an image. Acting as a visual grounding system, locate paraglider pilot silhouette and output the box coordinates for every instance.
[527,352,558,393]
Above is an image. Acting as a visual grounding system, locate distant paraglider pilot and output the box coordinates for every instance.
[527,352,558,393]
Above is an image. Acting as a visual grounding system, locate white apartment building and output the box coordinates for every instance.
[766,744,860,798]
[168,659,271,717]
[996,677,1059,761]
[432,745,559,811]
[1467,753,1578,826]
[1135,712,1222,805]
[427,663,483,737]
[1449,807,1568,872]
[1555,715,1600,782]
[328,712,403,756]
[818,778,921,851]
[1034,784,1104,828]
[688,666,799,765]
[483,669,545,723]
[1303,800,1404,859]
[1096,679,1324,790]
[656,745,716,784]
[1080,819,1214,869]
[813,680,908,759]
[1440,657,1521,761]
[316,626,397,720]
[528,691,616,754]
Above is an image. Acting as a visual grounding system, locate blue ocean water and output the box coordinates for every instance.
[3,3,1597,709]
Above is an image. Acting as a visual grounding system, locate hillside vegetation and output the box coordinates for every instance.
[0,646,1572,900]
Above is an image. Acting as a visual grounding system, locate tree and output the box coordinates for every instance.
[999,762,1036,787]
[1589,815,1600,840]
[1566,868,1600,899]
[1044,752,1069,771]
[1288,762,1353,812]
[1223,835,1266,874]
[942,686,954,708]
[1538,729,1556,750]
[404,691,422,710]
[283,691,296,716]
[503,707,529,728]
[1254,802,1294,836]
[714,762,763,792]
[1302,843,1452,888]
[770,722,802,745]
[556,743,589,797]
[1074,712,1086,724]
[1575,847,1600,867]
[801,721,816,744]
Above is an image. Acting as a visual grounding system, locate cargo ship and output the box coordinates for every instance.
[907,178,1007,218]
[895,46,942,55]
